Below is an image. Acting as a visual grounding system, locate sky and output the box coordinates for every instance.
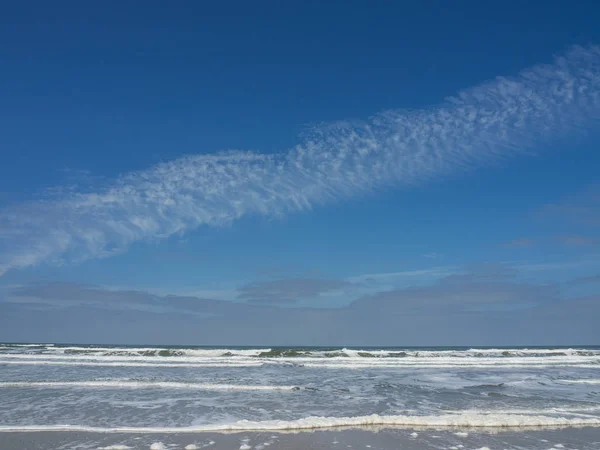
[1,1,600,345]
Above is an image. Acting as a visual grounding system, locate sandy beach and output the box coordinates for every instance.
[2,427,600,450]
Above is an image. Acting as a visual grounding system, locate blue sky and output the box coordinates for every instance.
[1,1,600,345]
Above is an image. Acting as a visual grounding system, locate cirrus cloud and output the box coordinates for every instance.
[1,46,600,275]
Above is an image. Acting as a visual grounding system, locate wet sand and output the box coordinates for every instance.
[2,427,600,450]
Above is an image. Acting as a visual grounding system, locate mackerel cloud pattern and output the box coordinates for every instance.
[1,47,599,274]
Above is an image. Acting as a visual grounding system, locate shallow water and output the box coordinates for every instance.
[0,344,599,448]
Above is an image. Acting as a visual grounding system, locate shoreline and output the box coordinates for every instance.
[1,426,599,450]
[2,422,600,434]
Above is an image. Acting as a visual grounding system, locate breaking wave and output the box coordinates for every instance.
[1,344,599,359]
[1,411,599,433]
[1,344,599,369]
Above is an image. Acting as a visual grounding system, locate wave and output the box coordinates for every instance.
[1,412,599,433]
[557,379,600,384]
[0,360,265,368]
[2,344,599,359]
[97,446,132,450]
[5,352,597,363]
[0,381,299,391]
[0,357,597,369]
[1,345,599,372]
[0,346,269,358]
[0,343,53,348]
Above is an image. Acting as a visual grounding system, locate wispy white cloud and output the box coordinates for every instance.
[1,46,600,274]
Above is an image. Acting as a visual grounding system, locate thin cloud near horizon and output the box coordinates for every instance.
[1,46,600,275]
[2,261,598,345]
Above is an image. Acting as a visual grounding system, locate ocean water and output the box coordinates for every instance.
[0,344,599,449]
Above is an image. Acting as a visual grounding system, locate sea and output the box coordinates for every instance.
[0,344,599,449]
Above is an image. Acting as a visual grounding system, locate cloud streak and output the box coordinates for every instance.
[1,46,600,274]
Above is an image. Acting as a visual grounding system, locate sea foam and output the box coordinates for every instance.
[1,412,599,433]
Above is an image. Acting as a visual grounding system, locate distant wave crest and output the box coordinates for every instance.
[1,344,599,369]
